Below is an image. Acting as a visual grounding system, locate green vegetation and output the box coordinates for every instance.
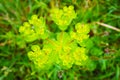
[0,0,120,80]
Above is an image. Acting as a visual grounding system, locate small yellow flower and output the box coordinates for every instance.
[23,22,31,28]
[73,47,88,66]
[59,54,73,68]
[63,46,71,53]
[75,23,90,34]
[19,26,25,33]
[70,31,77,39]
[51,5,76,30]
[76,34,89,42]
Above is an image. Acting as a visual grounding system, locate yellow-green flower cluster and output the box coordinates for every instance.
[73,47,88,65]
[19,15,47,42]
[51,32,88,68]
[51,5,76,30]
[21,5,91,70]
[70,23,90,45]
[28,45,53,69]
[28,32,88,69]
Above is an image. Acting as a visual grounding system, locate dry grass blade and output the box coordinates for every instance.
[96,22,120,32]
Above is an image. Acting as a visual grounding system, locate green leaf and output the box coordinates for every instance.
[86,60,96,71]
[90,47,103,56]
[56,32,71,45]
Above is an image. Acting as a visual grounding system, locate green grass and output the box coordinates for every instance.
[0,0,120,80]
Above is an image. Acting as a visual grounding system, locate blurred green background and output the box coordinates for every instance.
[0,0,120,80]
